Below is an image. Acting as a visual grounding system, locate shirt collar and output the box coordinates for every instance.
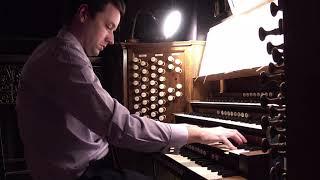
[57,27,86,54]
[56,27,94,66]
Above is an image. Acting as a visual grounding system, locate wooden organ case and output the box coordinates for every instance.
[121,1,286,180]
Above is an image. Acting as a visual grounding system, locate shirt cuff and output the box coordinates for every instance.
[167,124,188,148]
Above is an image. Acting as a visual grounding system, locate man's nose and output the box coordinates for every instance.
[105,33,114,45]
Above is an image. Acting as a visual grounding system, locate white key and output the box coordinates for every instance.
[228,149,250,155]
[166,154,222,180]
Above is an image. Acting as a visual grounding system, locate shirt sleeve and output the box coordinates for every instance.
[45,44,188,152]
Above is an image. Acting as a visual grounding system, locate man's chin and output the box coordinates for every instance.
[86,50,100,57]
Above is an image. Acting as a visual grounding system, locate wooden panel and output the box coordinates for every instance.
[122,41,205,123]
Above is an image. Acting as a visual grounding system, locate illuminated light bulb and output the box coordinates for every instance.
[163,10,182,39]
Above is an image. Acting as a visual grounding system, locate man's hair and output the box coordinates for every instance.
[63,0,126,25]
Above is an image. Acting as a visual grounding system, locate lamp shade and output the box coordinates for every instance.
[129,11,164,43]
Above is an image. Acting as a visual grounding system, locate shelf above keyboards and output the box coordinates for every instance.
[190,101,281,110]
[174,113,262,135]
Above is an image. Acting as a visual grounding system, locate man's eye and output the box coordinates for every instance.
[106,25,113,30]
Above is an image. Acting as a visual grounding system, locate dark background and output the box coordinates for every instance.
[0,0,228,42]
[0,0,320,179]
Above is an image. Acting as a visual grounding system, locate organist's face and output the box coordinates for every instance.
[78,3,120,56]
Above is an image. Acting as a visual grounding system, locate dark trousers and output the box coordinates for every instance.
[77,153,152,180]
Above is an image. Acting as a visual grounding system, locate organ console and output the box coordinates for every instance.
[1,0,314,179]
[122,42,275,179]
[120,0,287,179]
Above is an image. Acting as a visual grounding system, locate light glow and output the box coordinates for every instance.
[163,10,182,39]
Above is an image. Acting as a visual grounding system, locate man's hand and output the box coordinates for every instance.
[185,125,247,150]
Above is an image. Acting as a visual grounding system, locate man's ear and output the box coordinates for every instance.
[78,4,89,23]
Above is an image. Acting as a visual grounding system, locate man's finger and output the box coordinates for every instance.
[221,136,237,150]
[236,131,247,143]
[230,133,243,145]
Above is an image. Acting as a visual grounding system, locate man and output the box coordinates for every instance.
[16,0,247,180]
